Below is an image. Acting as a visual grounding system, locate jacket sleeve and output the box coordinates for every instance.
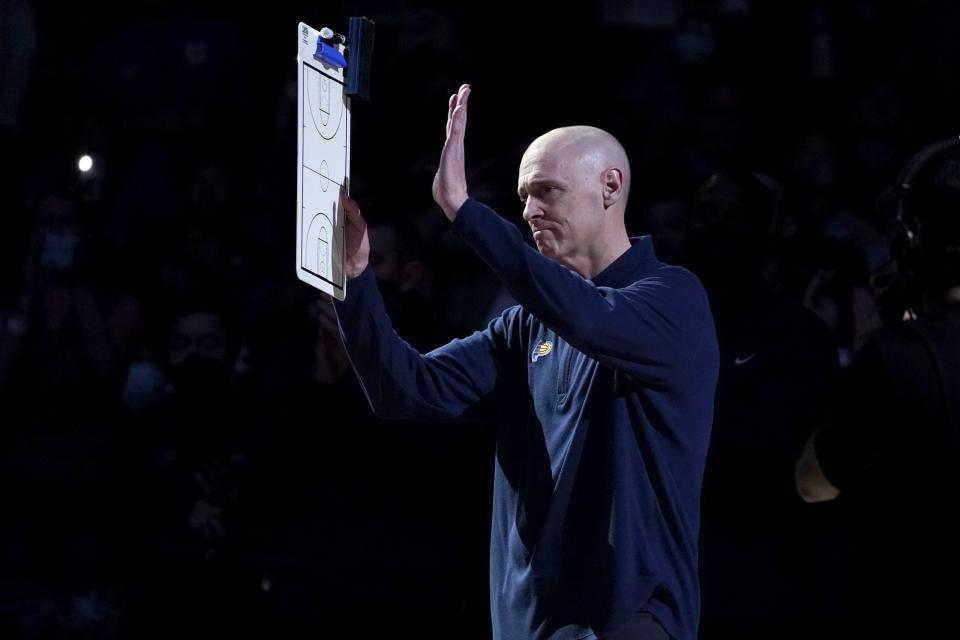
[452,199,714,386]
[333,266,510,420]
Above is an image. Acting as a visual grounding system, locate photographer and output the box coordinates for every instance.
[796,137,960,636]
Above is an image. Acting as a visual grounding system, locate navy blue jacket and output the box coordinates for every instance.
[334,199,718,639]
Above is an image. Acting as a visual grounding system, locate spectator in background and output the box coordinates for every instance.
[849,80,914,198]
[767,129,846,299]
[0,190,141,637]
[0,0,36,203]
[0,191,140,423]
[128,295,271,638]
[779,129,887,363]
[0,0,35,133]
[797,137,960,637]
[800,210,887,362]
[638,195,689,265]
[367,217,449,351]
[685,171,843,639]
[86,0,251,140]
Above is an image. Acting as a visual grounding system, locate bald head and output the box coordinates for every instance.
[517,126,633,278]
[523,126,632,210]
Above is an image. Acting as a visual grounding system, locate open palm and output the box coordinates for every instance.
[432,84,471,220]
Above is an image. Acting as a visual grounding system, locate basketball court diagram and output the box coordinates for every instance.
[296,22,350,299]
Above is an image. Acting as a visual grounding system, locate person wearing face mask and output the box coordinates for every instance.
[119,299,234,413]
[1,190,140,424]
[130,299,270,636]
[0,191,142,637]
[683,172,842,638]
[330,85,718,640]
[164,306,232,411]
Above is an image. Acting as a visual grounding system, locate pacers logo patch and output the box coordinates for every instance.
[532,340,553,363]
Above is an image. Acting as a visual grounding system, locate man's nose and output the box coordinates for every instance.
[522,198,543,222]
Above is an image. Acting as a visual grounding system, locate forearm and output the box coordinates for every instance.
[333,267,494,421]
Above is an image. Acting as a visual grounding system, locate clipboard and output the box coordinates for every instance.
[295,19,373,300]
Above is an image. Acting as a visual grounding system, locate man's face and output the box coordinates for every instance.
[517,142,601,267]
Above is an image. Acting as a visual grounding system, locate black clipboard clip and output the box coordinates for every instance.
[312,17,375,101]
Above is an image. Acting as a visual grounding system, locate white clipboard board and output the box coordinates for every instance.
[296,21,349,300]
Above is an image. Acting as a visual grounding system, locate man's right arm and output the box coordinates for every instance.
[333,187,502,421]
[333,266,504,421]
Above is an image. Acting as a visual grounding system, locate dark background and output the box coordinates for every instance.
[2,0,959,637]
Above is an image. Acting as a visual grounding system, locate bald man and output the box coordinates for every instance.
[332,85,718,640]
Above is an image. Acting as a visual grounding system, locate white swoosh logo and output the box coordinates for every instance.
[734,354,756,366]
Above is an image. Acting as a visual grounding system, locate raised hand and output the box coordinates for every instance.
[340,186,370,279]
[432,84,471,221]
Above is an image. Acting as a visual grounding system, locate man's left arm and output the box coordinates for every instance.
[451,199,711,384]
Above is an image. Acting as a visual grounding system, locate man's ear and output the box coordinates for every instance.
[602,168,625,209]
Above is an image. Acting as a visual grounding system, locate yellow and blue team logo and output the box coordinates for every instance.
[532,340,553,363]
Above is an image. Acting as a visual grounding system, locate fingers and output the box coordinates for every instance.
[339,185,362,221]
[451,85,470,137]
[339,185,353,212]
[446,84,471,138]
[447,93,456,137]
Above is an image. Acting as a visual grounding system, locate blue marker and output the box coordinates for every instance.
[314,40,346,69]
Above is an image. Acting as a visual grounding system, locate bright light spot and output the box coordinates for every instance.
[77,155,93,172]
